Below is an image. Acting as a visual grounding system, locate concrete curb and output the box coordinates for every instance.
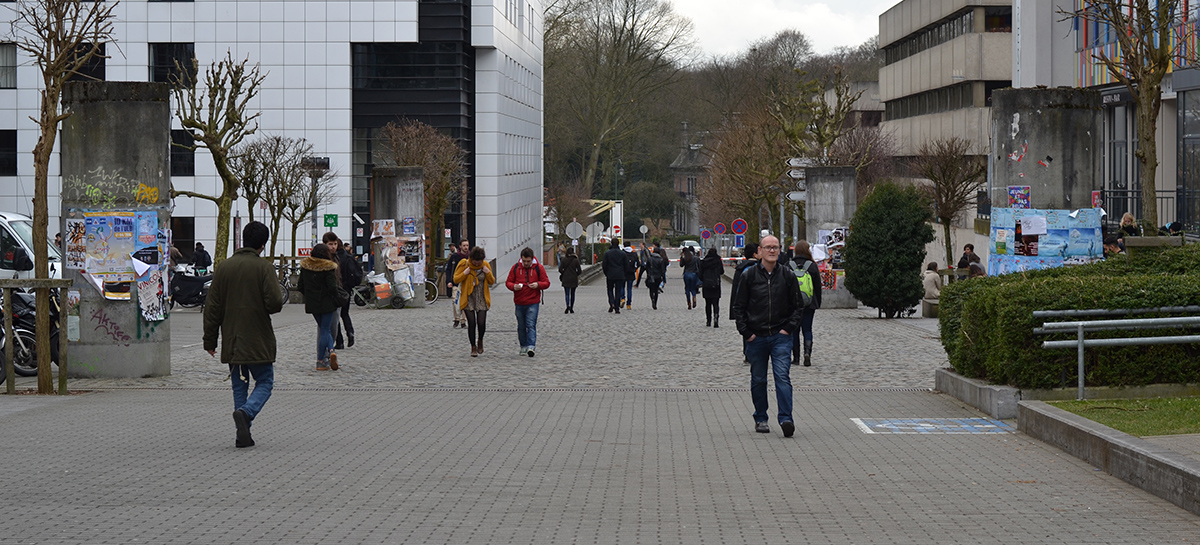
[934,368,1021,419]
[1018,400,1200,516]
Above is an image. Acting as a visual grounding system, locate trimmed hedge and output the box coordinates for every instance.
[939,244,1200,389]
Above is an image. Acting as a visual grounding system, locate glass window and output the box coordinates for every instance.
[149,43,196,83]
[9,219,61,261]
[69,43,106,82]
[0,130,15,176]
[170,130,195,177]
[985,7,1012,32]
[0,42,15,89]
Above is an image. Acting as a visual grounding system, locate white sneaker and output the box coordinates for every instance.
[518,346,527,356]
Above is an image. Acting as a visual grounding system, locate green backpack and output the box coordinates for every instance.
[793,259,814,307]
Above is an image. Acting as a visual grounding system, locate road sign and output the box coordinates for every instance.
[787,169,806,179]
[586,222,605,240]
[324,214,338,227]
[786,191,807,201]
[787,157,814,168]
[714,222,726,235]
[566,221,584,239]
[701,229,711,240]
[639,225,649,234]
[613,225,621,236]
[731,218,748,235]
[734,234,745,247]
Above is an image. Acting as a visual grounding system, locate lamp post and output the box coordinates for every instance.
[613,159,623,243]
[300,156,330,246]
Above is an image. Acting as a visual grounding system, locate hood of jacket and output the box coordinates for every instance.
[300,256,338,272]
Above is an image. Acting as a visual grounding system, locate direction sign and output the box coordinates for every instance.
[734,234,745,248]
[787,157,814,168]
[565,221,584,239]
[786,191,807,202]
[701,229,711,240]
[731,218,748,235]
[714,222,726,235]
[787,169,806,179]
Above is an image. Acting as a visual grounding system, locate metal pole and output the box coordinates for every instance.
[1077,323,1085,401]
[310,173,319,246]
[58,290,68,395]
[4,288,12,394]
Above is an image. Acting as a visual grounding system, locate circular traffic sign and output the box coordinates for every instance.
[565,221,584,239]
[613,225,621,235]
[731,218,748,235]
[714,222,726,235]
[639,225,649,234]
[701,230,712,240]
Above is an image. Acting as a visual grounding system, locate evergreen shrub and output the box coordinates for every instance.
[843,183,935,318]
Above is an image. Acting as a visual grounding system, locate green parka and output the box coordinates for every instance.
[298,256,341,315]
[202,247,285,364]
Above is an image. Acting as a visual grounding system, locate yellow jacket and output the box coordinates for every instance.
[453,258,494,310]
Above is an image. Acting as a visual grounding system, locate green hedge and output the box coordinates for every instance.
[939,244,1200,389]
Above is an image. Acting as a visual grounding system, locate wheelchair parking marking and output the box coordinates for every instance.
[851,418,1015,434]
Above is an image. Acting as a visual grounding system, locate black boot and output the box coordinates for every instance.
[803,341,813,367]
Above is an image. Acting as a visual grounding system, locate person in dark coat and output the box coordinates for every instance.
[622,246,640,309]
[298,243,342,371]
[191,242,213,274]
[643,247,667,309]
[699,247,724,327]
[602,241,627,314]
[790,240,823,367]
[446,240,470,328]
[558,247,582,313]
[730,242,759,365]
[328,236,362,350]
[679,247,700,309]
[202,221,284,448]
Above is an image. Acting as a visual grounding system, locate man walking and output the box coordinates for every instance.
[446,239,470,328]
[203,221,284,448]
[731,236,804,437]
[328,235,362,349]
[506,247,550,357]
[602,241,627,314]
[622,245,639,309]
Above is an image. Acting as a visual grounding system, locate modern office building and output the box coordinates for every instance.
[0,0,544,270]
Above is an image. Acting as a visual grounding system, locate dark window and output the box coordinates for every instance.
[170,130,195,177]
[171,217,196,261]
[0,42,15,89]
[68,43,106,82]
[149,43,195,83]
[352,42,471,91]
[984,7,1012,32]
[0,224,22,270]
[0,130,15,176]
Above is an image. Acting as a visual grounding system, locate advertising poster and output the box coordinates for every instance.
[84,212,136,279]
[1008,186,1031,208]
[64,218,86,269]
[402,216,417,235]
[66,290,81,342]
[398,236,426,285]
[382,236,404,271]
[988,207,1103,275]
[136,269,166,322]
[372,219,396,238]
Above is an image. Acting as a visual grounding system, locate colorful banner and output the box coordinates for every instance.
[1007,186,1031,209]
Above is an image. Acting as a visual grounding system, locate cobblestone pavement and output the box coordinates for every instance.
[60,274,947,391]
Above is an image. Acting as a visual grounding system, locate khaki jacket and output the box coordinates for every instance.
[203,247,284,364]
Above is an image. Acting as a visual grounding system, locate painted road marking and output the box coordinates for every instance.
[851,418,1015,434]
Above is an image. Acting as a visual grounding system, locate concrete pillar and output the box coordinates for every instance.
[371,167,427,308]
[59,82,172,378]
[805,166,858,309]
[990,88,1103,210]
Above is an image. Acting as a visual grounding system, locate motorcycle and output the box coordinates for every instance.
[2,290,61,378]
[170,268,212,309]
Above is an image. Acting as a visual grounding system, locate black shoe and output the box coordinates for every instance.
[570,308,575,313]
[652,300,657,310]
[615,308,620,314]
[804,354,811,367]
[347,334,355,348]
[233,409,254,448]
[335,343,345,350]
[527,349,535,357]
[713,322,719,328]
[781,421,795,438]
[755,422,770,433]
[565,308,570,314]
[706,320,711,327]
[608,307,614,313]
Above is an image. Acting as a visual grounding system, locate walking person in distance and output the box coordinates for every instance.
[506,247,550,357]
[454,246,494,357]
[679,246,700,309]
[790,240,822,366]
[602,241,627,314]
[699,247,724,327]
[298,243,343,371]
[622,245,639,309]
[732,236,805,437]
[326,234,361,350]
[558,246,582,313]
[202,221,284,448]
[446,239,470,328]
[643,246,667,309]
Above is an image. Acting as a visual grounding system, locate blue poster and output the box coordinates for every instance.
[987,207,1103,276]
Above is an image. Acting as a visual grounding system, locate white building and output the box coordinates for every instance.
[0,0,544,270]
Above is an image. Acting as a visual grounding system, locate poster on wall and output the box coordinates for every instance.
[988,207,1103,275]
[136,269,167,322]
[402,217,417,235]
[372,219,396,238]
[1007,186,1031,209]
[66,290,81,342]
[382,236,404,271]
[64,218,86,269]
[398,236,426,285]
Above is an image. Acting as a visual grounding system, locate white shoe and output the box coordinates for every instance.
[518,346,527,356]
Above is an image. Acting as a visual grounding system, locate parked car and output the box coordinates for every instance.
[680,240,702,255]
[0,212,62,279]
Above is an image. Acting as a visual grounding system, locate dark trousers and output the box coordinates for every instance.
[335,299,354,346]
[705,297,720,324]
[792,308,815,360]
[606,278,624,309]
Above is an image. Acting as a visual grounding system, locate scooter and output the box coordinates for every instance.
[170,268,212,309]
[2,290,60,377]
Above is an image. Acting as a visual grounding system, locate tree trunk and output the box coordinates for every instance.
[1136,87,1162,231]
[583,144,602,197]
[941,219,953,271]
[214,198,232,266]
[33,92,56,394]
[269,212,283,258]
[290,222,300,260]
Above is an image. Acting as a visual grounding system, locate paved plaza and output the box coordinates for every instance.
[2,269,1199,543]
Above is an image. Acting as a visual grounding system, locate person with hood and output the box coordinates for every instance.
[602,241,627,314]
[643,245,667,309]
[730,242,759,365]
[679,246,700,309]
[446,239,470,328]
[622,245,640,309]
[298,243,343,371]
[699,247,724,327]
[454,246,494,357]
[203,221,284,448]
[558,246,582,313]
[791,240,823,367]
[191,242,213,274]
[506,247,550,357]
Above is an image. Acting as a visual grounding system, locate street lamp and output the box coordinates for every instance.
[300,156,330,246]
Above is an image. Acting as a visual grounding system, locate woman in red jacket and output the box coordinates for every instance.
[505,247,550,357]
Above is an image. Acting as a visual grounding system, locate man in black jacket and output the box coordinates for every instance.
[323,233,362,350]
[602,241,627,314]
[730,242,759,365]
[446,240,470,328]
[731,236,804,437]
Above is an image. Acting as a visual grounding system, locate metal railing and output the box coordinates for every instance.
[1034,306,1200,400]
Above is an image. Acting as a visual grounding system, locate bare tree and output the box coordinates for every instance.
[277,148,338,258]
[169,51,266,268]
[9,0,116,393]
[1062,0,1195,229]
[544,178,593,243]
[913,137,987,266]
[233,135,311,257]
[827,125,898,201]
[703,108,791,238]
[771,66,863,163]
[378,119,467,271]
[229,141,264,223]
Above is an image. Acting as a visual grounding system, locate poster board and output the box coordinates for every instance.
[987,207,1103,276]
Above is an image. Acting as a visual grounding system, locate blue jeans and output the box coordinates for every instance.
[314,311,336,365]
[683,272,700,298]
[793,308,816,360]
[564,287,576,309]
[624,278,635,305]
[515,303,540,349]
[230,364,274,422]
[745,332,794,424]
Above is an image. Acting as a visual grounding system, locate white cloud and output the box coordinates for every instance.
[670,0,897,57]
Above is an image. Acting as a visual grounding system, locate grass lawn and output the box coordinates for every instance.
[1049,397,1200,437]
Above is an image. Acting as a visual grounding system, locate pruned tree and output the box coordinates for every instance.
[278,148,338,258]
[913,137,987,266]
[229,141,264,223]
[378,119,468,271]
[771,65,863,163]
[1062,0,1196,230]
[9,0,116,393]
[235,135,313,257]
[544,177,593,243]
[169,51,266,268]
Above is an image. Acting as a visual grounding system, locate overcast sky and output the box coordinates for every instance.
[670,0,898,58]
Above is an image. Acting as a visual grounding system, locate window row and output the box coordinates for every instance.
[0,129,195,177]
[0,42,195,89]
[883,7,1011,66]
[884,83,976,121]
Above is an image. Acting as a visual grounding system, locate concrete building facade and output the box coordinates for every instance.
[0,0,544,271]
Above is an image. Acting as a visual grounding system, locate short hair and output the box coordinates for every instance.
[195,242,204,248]
[311,243,333,261]
[610,241,620,249]
[1104,235,1120,245]
[469,246,486,261]
[743,242,758,258]
[520,247,534,258]
[963,243,975,252]
[322,231,339,243]
[460,239,470,246]
[243,221,270,250]
[566,247,576,256]
[926,262,939,271]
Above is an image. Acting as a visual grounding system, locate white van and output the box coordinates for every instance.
[0,212,62,279]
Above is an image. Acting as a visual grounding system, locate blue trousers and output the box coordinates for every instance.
[230,364,274,422]
[515,303,540,349]
[745,332,794,424]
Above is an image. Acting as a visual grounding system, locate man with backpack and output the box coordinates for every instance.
[790,240,822,367]
[324,234,362,350]
[622,245,639,309]
[506,247,550,357]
